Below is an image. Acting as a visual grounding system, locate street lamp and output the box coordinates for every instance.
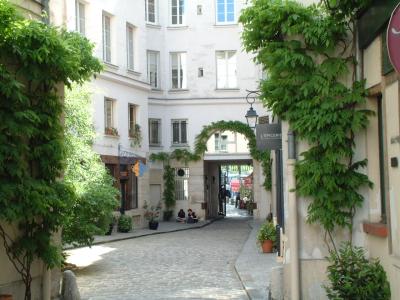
[245,90,259,130]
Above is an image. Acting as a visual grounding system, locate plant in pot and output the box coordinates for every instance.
[105,214,117,235]
[257,221,276,253]
[143,201,161,230]
[117,214,133,233]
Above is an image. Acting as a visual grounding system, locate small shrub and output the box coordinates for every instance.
[117,215,133,233]
[325,243,391,300]
[256,222,276,244]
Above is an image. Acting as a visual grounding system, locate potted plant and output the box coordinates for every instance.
[143,201,161,230]
[257,221,276,253]
[117,214,132,233]
[105,214,117,235]
[105,127,118,136]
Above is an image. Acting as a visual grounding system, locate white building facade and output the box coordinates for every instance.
[60,0,269,225]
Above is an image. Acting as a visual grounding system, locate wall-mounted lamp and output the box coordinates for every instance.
[245,90,260,131]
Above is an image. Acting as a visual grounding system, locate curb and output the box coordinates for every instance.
[64,217,223,250]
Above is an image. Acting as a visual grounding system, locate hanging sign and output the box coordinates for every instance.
[256,123,282,151]
[388,3,400,74]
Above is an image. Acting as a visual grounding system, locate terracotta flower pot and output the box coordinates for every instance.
[261,240,273,253]
[0,294,13,300]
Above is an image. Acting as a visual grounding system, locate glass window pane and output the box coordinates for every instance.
[172,122,180,143]
[227,51,237,88]
[181,121,187,143]
[180,53,187,89]
[216,51,227,88]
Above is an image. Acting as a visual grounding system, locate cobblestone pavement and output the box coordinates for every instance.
[66,216,252,300]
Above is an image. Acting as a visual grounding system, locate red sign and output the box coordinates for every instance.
[388,3,400,73]
[230,179,240,192]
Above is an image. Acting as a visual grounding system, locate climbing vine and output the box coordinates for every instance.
[240,0,372,247]
[0,1,102,299]
[150,120,272,210]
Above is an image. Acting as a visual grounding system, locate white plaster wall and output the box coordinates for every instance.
[146,0,260,98]
[363,37,382,89]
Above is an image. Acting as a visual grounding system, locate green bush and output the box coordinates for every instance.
[325,243,391,300]
[117,215,133,233]
[256,222,276,244]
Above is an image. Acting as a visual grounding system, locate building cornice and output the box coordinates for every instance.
[98,70,151,92]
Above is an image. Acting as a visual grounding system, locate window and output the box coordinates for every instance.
[149,118,161,146]
[126,24,135,70]
[128,104,136,135]
[216,50,237,89]
[175,167,189,201]
[104,98,114,130]
[172,119,187,145]
[145,0,157,24]
[76,1,85,35]
[216,0,235,24]
[102,13,111,63]
[170,52,187,89]
[147,51,160,88]
[171,0,185,25]
[214,133,228,152]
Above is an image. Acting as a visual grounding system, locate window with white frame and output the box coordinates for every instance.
[104,98,115,130]
[175,167,189,201]
[216,50,237,89]
[149,118,161,146]
[128,104,137,136]
[170,52,187,89]
[171,0,185,25]
[76,1,85,35]
[172,119,187,145]
[145,0,157,24]
[216,0,235,24]
[102,13,111,63]
[214,133,228,152]
[147,51,160,89]
[126,24,135,70]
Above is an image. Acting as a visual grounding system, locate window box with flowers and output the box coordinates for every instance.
[143,201,161,230]
[105,127,119,136]
[129,124,142,147]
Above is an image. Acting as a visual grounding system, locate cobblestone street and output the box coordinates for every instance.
[67,216,252,300]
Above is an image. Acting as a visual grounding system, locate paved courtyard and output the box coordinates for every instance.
[66,216,252,300]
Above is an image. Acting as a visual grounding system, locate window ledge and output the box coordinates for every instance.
[127,69,141,76]
[150,145,163,149]
[146,23,161,29]
[171,144,189,148]
[150,88,163,93]
[167,25,188,30]
[168,89,189,93]
[363,222,388,238]
[214,23,238,28]
[215,88,240,91]
[104,62,119,70]
[104,134,120,139]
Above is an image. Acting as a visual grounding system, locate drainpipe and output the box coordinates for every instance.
[287,129,300,300]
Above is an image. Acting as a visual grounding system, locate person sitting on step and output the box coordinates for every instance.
[176,209,186,223]
[187,209,198,224]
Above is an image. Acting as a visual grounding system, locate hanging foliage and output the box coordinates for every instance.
[240,0,372,242]
[0,1,102,299]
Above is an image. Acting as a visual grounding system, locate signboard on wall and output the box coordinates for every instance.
[388,3,400,73]
[256,123,282,151]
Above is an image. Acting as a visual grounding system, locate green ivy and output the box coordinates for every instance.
[0,1,102,299]
[150,120,272,209]
[240,0,372,240]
